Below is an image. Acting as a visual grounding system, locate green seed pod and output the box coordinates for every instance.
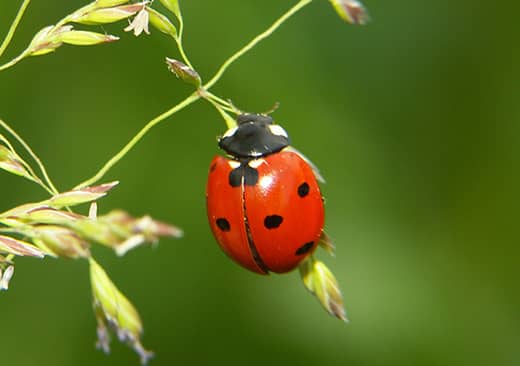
[27,25,73,56]
[57,30,119,46]
[318,231,336,256]
[0,235,45,258]
[89,258,153,364]
[73,4,143,25]
[328,0,369,25]
[165,57,201,87]
[71,219,123,247]
[147,7,177,38]
[0,145,31,178]
[19,207,82,226]
[32,225,90,259]
[28,25,54,49]
[159,0,181,20]
[49,181,118,208]
[300,257,348,321]
[95,0,130,8]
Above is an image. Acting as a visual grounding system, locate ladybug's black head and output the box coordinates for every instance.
[218,113,290,159]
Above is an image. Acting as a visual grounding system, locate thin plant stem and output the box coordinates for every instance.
[0,128,53,195]
[203,0,312,90]
[176,39,193,70]
[205,92,236,112]
[73,0,312,189]
[0,118,59,194]
[50,3,96,33]
[204,94,237,129]
[0,2,95,73]
[74,92,200,189]
[175,15,194,70]
[0,53,26,72]
[0,0,31,58]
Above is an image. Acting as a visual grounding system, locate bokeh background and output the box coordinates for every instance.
[1,1,518,365]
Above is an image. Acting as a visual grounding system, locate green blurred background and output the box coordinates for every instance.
[1,1,518,365]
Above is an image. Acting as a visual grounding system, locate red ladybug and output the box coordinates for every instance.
[206,113,325,274]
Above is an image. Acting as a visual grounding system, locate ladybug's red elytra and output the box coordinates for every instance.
[206,113,325,274]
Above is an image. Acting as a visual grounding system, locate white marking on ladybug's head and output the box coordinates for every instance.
[222,126,238,138]
[268,124,288,138]
[228,161,240,169]
[248,159,265,168]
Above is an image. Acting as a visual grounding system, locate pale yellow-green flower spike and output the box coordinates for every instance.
[72,3,144,25]
[159,0,181,21]
[165,58,201,87]
[147,7,177,38]
[56,30,119,46]
[299,256,348,322]
[89,258,153,365]
[328,0,370,25]
[48,181,119,208]
[0,235,46,258]
[95,0,130,8]
[0,145,34,180]
[31,226,90,259]
[318,231,336,256]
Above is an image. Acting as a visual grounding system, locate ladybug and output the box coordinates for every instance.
[206,113,325,274]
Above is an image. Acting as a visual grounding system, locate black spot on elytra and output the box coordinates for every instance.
[264,215,283,229]
[298,182,310,197]
[210,162,217,172]
[228,163,259,187]
[228,169,242,187]
[295,241,314,255]
[216,218,230,231]
[243,165,259,185]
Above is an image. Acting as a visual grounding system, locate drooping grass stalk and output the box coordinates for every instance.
[0,0,31,58]
[0,118,59,194]
[74,92,201,189]
[74,0,312,189]
[0,124,54,195]
[0,53,27,73]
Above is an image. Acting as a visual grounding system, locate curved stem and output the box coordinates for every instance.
[0,118,59,195]
[175,15,194,70]
[72,0,312,189]
[74,92,200,189]
[204,94,237,129]
[0,0,31,58]
[175,39,193,70]
[0,2,95,73]
[203,0,312,91]
[206,92,236,112]
[0,53,26,72]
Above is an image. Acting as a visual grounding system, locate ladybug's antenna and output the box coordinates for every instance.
[262,101,280,115]
[224,100,279,117]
